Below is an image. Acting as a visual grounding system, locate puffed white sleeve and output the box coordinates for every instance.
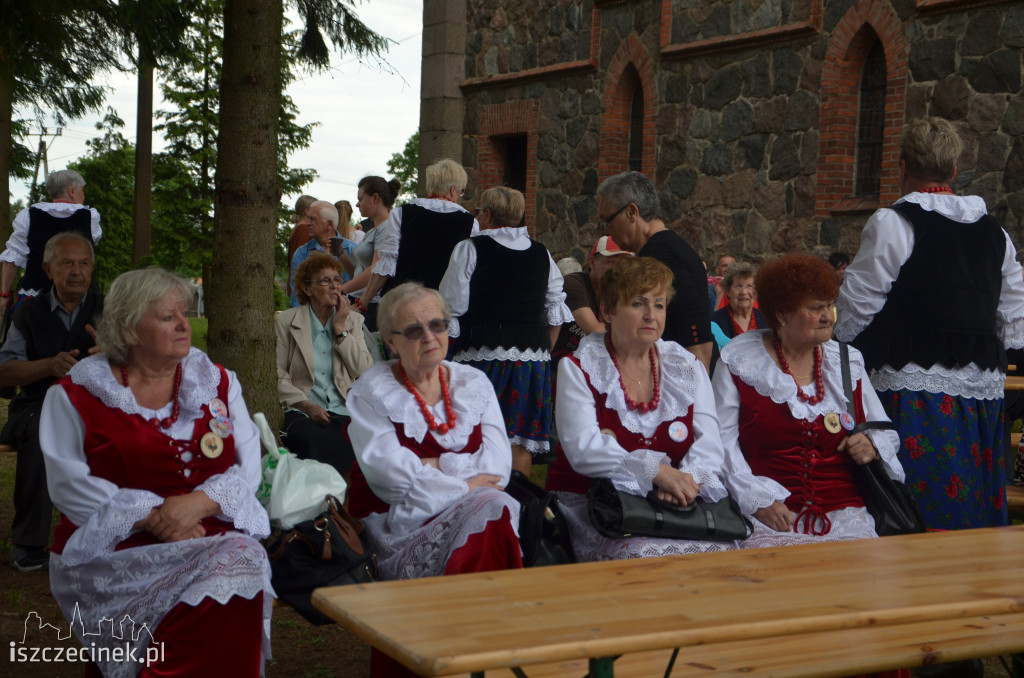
[711,360,790,516]
[90,207,102,243]
[194,370,271,538]
[41,385,165,565]
[544,255,574,326]
[371,207,403,277]
[858,377,905,482]
[555,358,668,496]
[996,230,1024,348]
[834,208,914,342]
[435,389,512,486]
[675,364,732,502]
[439,239,477,338]
[0,208,31,266]
[348,387,477,531]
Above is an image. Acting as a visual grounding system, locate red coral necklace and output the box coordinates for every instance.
[772,333,824,405]
[605,335,660,413]
[121,363,183,429]
[399,362,457,434]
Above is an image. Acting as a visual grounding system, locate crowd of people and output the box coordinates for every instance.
[1,117,1020,677]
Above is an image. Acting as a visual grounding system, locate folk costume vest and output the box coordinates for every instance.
[384,203,474,294]
[546,354,695,495]
[51,365,236,554]
[733,376,865,535]
[22,207,93,294]
[455,235,551,354]
[852,201,1006,374]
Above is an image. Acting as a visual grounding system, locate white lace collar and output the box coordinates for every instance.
[409,197,472,215]
[68,347,221,423]
[719,330,864,420]
[349,360,494,442]
[480,226,530,246]
[897,192,988,223]
[574,332,700,434]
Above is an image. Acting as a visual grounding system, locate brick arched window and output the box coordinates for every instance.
[856,39,886,197]
[816,1,906,216]
[600,34,657,180]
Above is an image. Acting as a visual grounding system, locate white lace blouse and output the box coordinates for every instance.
[40,348,270,565]
[347,360,513,533]
[555,333,732,499]
[712,330,904,516]
[835,192,1024,399]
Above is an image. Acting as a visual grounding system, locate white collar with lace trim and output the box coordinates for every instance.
[67,347,221,422]
[349,360,494,443]
[574,332,701,435]
[409,197,472,215]
[480,226,529,244]
[719,329,865,421]
[897,192,988,223]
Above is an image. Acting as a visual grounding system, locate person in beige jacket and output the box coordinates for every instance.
[276,251,374,476]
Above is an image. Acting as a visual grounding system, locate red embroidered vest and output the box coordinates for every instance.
[51,366,236,554]
[734,375,865,535]
[546,355,695,494]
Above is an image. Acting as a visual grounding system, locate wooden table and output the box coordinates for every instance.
[313,526,1024,677]
[1006,375,1024,391]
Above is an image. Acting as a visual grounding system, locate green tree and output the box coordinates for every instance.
[386,130,419,206]
[209,0,388,422]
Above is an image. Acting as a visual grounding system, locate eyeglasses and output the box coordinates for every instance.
[598,203,630,231]
[390,317,450,341]
[311,276,344,287]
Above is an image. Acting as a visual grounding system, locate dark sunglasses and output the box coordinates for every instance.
[390,317,449,341]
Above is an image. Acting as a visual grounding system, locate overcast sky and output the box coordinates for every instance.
[13,0,423,209]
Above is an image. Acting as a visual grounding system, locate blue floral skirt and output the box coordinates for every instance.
[881,389,1007,530]
[459,358,552,455]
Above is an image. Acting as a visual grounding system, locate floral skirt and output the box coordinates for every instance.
[458,357,552,454]
[881,389,1006,530]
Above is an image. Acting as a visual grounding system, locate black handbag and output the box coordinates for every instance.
[505,470,575,567]
[265,494,377,625]
[586,478,752,541]
[838,343,927,536]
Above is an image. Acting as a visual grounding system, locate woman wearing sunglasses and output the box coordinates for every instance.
[346,282,522,584]
[276,251,373,476]
[439,186,573,475]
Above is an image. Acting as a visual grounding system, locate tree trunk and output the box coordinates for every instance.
[208,0,282,426]
[133,51,154,264]
[0,74,12,240]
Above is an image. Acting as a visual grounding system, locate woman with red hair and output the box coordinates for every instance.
[712,253,905,548]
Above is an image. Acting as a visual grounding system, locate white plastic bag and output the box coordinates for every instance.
[253,412,348,529]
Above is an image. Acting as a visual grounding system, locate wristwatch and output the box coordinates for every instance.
[335,329,350,342]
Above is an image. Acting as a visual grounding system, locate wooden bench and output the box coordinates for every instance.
[448,614,1024,677]
[313,526,1024,677]
[0,444,15,454]
[1008,484,1024,519]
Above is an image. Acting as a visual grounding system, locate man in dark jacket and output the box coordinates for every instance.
[0,232,103,571]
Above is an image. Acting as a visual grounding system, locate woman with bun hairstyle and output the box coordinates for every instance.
[340,176,402,331]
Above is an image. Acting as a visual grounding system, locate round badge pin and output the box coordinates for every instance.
[200,432,224,459]
[210,417,233,438]
[823,412,842,434]
[840,412,856,431]
[668,420,689,443]
[599,428,617,441]
[209,398,228,419]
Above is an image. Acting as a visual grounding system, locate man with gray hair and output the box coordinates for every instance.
[288,200,357,307]
[0,169,102,311]
[0,232,103,571]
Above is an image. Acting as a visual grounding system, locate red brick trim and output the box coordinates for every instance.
[660,0,823,56]
[477,101,540,234]
[915,0,1015,16]
[816,0,907,217]
[599,34,658,181]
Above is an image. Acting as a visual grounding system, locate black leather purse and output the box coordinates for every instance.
[586,478,752,541]
[266,494,377,624]
[838,343,926,537]
[505,470,576,567]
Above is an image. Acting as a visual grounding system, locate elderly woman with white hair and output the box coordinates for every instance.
[355,158,479,313]
[837,116,1024,531]
[0,169,101,311]
[40,268,272,677]
[440,186,573,474]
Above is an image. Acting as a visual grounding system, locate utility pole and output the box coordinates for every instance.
[26,127,62,204]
